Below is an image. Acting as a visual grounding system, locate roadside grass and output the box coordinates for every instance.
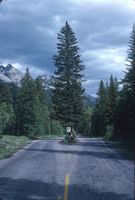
[0,135,30,159]
[104,139,134,160]
[0,133,65,160]
[0,134,64,159]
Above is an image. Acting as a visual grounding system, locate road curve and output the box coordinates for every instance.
[0,137,134,200]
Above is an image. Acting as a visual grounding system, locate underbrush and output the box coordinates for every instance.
[0,135,30,159]
[63,129,77,144]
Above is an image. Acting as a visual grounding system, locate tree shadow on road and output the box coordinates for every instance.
[0,177,133,200]
[24,147,128,161]
[73,141,107,148]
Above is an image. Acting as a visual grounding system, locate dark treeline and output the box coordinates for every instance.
[0,69,64,138]
[91,24,135,146]
[91,75,118,137]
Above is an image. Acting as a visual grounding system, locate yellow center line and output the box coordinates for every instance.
[64,174,70,200]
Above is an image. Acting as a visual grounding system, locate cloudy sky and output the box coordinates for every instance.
[0,0,135,95]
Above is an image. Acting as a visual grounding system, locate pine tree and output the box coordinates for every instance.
[0,83,15,134]
[106,75,118,125]
[15,68,36,135]
[116,24,135,141]
[79,106,93,136]
[97,80,107,109]
[0,83,12,105]
[34,77,50,135]
[123,24,135,94]
[91,80,107,136]
[52,22,85,129]
[113,87,132,140]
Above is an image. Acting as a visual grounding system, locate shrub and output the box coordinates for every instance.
[63,128,77,144]
[104,124,114,140]
[50,120,64,136]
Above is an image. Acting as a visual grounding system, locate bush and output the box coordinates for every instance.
[63,128,77,144]
[72,128,77,142]
[104,124,114,140]
[50,120,64,136]
[0,103,15,135]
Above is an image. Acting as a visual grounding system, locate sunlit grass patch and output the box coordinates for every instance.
[0,135,30,159]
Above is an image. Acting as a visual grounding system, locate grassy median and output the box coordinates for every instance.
[0,135,30,159]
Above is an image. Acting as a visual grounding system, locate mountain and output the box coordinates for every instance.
[39,74,52,90]
[0,64,24,85]
[0,65,97,105]
[84,93,96,107]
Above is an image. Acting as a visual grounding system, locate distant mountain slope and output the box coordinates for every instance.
[0,64,24,85]
[0,64,97,105]
[84,94,96,107]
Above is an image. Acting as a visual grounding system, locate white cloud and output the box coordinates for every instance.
[83,46,126,73]
[29,66,49,78]
[83,79,100,86]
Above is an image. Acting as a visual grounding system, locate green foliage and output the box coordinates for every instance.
[104,124,114,140]
[114,85,135,141]
[0,103,10,134]
[15,68,36,135]
[0,135,29,159]
[34,77,50,136]
[113,25,135,143]
[0,68,65,138]
[64,128,77,144]
[1,24,134,145]
[91,108,105,137]
[79,106,93,136]
[105,75,118,125]
[123,24,135,94]
[50,120,64,136]
[72,128,77,142]
[0,83,15,134]
[91,24,135,147]
[91,76,118,137]
[15,69,53,137]
[91,80,108,136]
[52,22,85,129]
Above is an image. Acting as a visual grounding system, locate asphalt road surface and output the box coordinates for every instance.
[0,137,134,200]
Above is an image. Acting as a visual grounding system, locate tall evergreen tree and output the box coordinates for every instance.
[97,80,107,108]
[15,68,36,135]
[114,87,133,140]
[0,83,13,108]
[34,77,50,135]
[115,24,135,141]
[123,24,135,94]
[52,22,85,128]
[80,106,93,136]
[0,83,15,134]
[124,24,135,141]
[91,80,107,136]
[106,75,118,125]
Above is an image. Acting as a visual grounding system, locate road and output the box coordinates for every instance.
[0,137,134,200]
